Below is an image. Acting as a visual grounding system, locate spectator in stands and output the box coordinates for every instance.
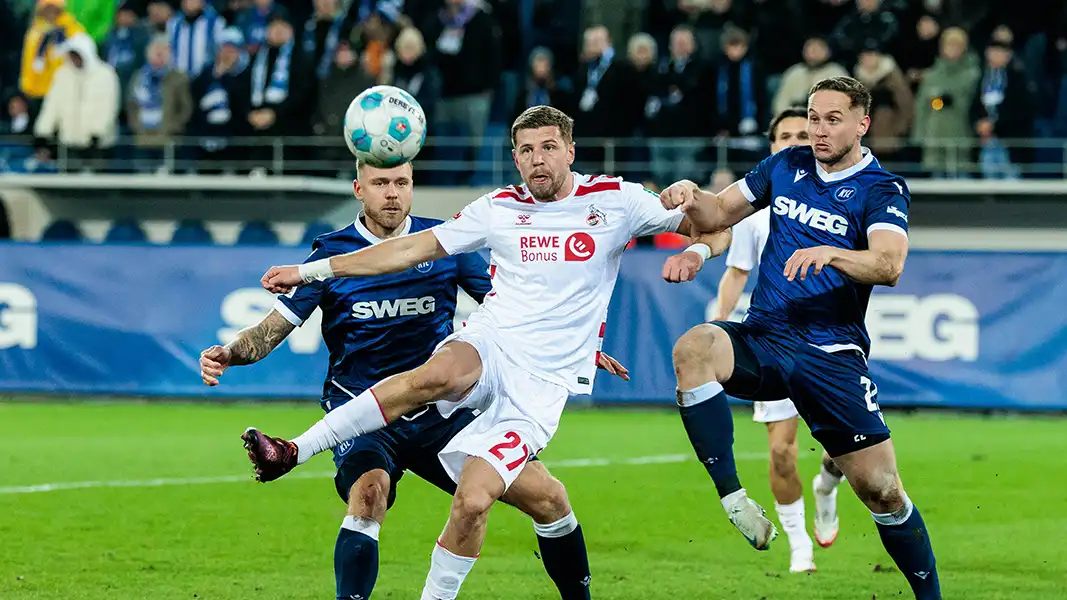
[238,0,285,54]
[572,25,632,169]
[167,0,227,79]
[303,0,346,83]
[895,12,941,91]
[713,26,767,138]
[424,0,500,183]
[853,41,913,158]
[912,26,980,177]
[647,25,708,185]
[355,13,397,85]
[392,27,441,128]
[3,93,34,136]
[147,0,173,35]
[102,2,151,126]
[512,47,572,124]
[623,33,660,181]
[189,27,250,173]
[247,13,312,169]
[127,36,194,170]
[773,36,848,116]
[971,39,1037,178]
[33,33,120,169]
[313,43,373,142]
[20,0,86,104]
[829,0,900,66]
[738,0,807,77]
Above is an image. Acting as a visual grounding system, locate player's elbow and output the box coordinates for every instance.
[883,257,905,287]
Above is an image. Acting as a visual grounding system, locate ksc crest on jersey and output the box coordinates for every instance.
[415,261,433,273]
[586,205,606,227]
[835,186,857,201]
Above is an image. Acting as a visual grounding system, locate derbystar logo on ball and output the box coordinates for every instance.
[344,85,427,168]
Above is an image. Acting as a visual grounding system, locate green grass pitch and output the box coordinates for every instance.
[1,401,1065,599]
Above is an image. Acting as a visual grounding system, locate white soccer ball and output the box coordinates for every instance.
[343,85,427,168]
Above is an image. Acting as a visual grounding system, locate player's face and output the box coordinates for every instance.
[512,126,574,201]
[807,91,869,166]
[354,163,414,231]
[770,116,809,153]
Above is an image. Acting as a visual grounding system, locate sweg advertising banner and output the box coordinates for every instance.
[0,244,1064,409]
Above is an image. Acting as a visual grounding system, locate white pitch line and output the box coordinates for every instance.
[0,451,778,495]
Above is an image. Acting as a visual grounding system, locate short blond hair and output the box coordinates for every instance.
[510,105,574,147]
[394,27,425,55]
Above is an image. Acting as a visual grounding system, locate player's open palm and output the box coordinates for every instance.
[659,180,699,212]
[662,250,704,283]
[597,352,630,381]
[200,345,232,386]
[784,246,838,282]
[261,265,301,294]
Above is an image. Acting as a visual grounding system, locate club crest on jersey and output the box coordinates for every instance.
[515,214,532,226]
[415,261,433,273]
[835,186,857,201]
[586,205,606,227]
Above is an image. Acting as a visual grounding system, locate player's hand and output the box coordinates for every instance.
[597,352,630,381]
[659,179,699,212]
[261,265,302,294]
[661,250,704,283]
[200,345,232,386]
[783,246,839,282]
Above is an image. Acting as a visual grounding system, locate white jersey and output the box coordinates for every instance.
[725,206,771,272]
[432,173,684,394]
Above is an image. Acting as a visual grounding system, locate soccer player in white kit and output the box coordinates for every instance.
[248,106,731,599]
[712,108,845,572]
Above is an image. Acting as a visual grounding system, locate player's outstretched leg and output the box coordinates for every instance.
[502,461,592,600]
[765,418,815,572]
[672,324,777,550]
[242,342,483,481]
[835,440,940,599]
[812,452,844,548]
[335,469,389,599]
[421,457,504,600]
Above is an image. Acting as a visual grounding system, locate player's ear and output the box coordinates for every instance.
[566,142,575,165]
[511,148,518,168]
[352,179,363,200]
[857,113,871,138]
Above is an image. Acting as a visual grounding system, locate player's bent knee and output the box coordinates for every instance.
[451,485,496,522]
[854,477,906,514]
[672,325,720,369]
[349,469,390,515]
[411,343,481,399]
[518,479,572,524]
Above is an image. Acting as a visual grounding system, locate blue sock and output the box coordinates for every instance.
[678,382,742,498]
[873,497,941,600]
[335,516,381,600]
[534,513,591,600]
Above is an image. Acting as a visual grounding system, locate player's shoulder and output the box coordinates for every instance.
[859,156,910,201]
[575,172,640,206]
[768,145,814,172]
[309,222,367,255]
[409,214,444,231]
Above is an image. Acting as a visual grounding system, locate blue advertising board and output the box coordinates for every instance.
[0,244,1064,409]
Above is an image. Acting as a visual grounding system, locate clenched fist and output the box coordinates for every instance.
[200,345,232,386]
[659,179,700,212]
[261,265,301,294]
[662,250,704,283]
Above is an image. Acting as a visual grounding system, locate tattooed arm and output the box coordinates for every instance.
[199,310,296,386]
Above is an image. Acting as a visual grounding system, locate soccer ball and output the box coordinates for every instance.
[343,85,427,168]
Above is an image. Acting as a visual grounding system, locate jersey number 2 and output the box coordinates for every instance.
[860,376,880,412]
[488,431,530,472]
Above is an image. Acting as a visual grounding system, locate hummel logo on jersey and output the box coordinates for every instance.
[887,206,908,222]
[515,214,532,226]
[352,296,436,319]
[794,169,808,183]
[773,196,848,235]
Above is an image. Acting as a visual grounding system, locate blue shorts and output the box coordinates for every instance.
[713,321,890,457]
[333,406,479,506]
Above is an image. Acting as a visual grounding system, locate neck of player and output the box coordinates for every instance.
[818,143,865,174]
[362,215,405,240]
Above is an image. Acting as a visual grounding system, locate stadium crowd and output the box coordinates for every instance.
[0,0,1065,182]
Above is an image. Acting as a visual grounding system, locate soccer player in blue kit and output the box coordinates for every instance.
[661,77,940,598]
[198,160,628,600]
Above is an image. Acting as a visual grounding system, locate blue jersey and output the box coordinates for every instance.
[738,145,910,356]
[275,215,492,410]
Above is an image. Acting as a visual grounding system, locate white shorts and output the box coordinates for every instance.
[433,323,569,491]
[752,399,800,423]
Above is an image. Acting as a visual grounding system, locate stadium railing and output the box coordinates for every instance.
[3,134,1067,183]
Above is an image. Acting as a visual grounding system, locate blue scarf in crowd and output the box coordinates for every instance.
[717,59,756,127]
[251,39,294,107]
[107,27,136,69]
[303,13,345,80]
[245,6,270,48]
[135,64,168,130]
[169,5,221,77]
[981,66,1007,121]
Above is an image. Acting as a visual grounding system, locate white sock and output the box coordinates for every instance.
[720,488,748,511]
[533,511,579,538]
[815,463,844,495]
[341,515,381,540]
[292,389,388,464]
[421,541,478,600]
[775,499,813,552]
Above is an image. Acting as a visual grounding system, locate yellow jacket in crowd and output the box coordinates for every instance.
[20,0,86,99]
